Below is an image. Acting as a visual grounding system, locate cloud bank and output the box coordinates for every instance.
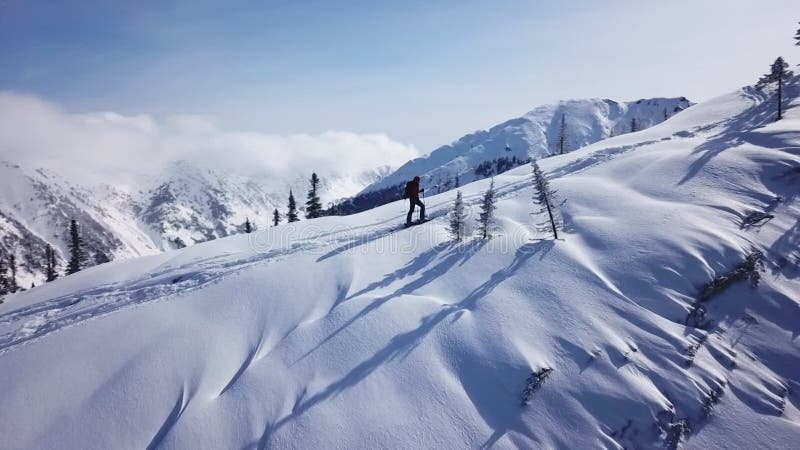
[0,91,419,194]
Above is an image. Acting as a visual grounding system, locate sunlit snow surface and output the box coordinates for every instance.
[0,81,798,449]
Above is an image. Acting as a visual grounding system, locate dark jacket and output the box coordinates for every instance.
[405,179,423,199]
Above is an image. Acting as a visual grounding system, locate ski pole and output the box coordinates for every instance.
[421,189,428,222]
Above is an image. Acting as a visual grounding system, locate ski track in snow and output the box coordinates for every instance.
[0,133,657,356]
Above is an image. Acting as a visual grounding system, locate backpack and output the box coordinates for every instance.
[403,181,414,199]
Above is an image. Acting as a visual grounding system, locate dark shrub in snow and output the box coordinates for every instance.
[698,251,763,301]
[520,367,553,406]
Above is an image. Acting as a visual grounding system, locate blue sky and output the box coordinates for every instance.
[1,0,798,150]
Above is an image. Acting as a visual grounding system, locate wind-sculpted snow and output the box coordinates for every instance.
[0,81,798,449]
[0,172,547,355]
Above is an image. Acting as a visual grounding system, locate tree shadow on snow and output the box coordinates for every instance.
[679,132,746,186]
[740,130,800,154]
[346,240,487,300]
[767,217,800,281]
[259,241,554,447]
[678,88,779,186]
[455,360,542,449]
[293,240,487,365]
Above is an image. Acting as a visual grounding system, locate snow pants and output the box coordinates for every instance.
[406,197,425,224]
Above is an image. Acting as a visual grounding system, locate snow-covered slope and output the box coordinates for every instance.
[342,97,690,213]
[0,159,390,285]
[0,95,688,285]
[0,80,798,449]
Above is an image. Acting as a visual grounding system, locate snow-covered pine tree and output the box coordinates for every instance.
[756,57,794,121]
[287,190,300,223]
[66,219,85,275]
[477,178,496,239]
[305,173,323,219]
[0,254,8,296]
[245,217,253,233]
[272,208,282,226]
[8,254,18,293]
[448,190,467,242]
[557,113,568,155]
[795,22,800,46]
[531,159,561,240]
[630,117,637,133]
[45,245,58,282]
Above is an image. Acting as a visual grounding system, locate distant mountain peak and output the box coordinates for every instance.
[339,96,691,214]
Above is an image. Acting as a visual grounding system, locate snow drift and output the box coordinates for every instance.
[0,79,798,449]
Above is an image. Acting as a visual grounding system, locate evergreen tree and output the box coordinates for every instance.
[245,217,253,233]
[94,251,111,265]
[0,254,8,296]
[630,117,637,133]
[557,113,568,155]
[325,201,340,216]
[66,219,85,275]
[663,108,669,121]
[272,208,282,226]
[305,173,323,219]
[531,160,561,240]
[477,178,496,239]
[45,245,59,282]
[757,57,794,121]
[448,190,467,242]
[287,190,300,222]
[8,254,18,293]
[795,22,800,46]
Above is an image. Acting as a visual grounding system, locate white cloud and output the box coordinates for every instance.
[0,91,419,195]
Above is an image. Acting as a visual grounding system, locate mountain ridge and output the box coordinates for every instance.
[0,95,689,286]
[340,95,691,213]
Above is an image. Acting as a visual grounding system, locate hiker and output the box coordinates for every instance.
[404,176,425,226]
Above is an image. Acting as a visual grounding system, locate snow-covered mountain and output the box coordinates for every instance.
[0,162,149,283]
[341,96,691,213]
[1,77,798,448]
[0,160,390,286]
[0,94,688,286]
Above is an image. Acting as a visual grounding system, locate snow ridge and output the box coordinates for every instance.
[353,96,691,202]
